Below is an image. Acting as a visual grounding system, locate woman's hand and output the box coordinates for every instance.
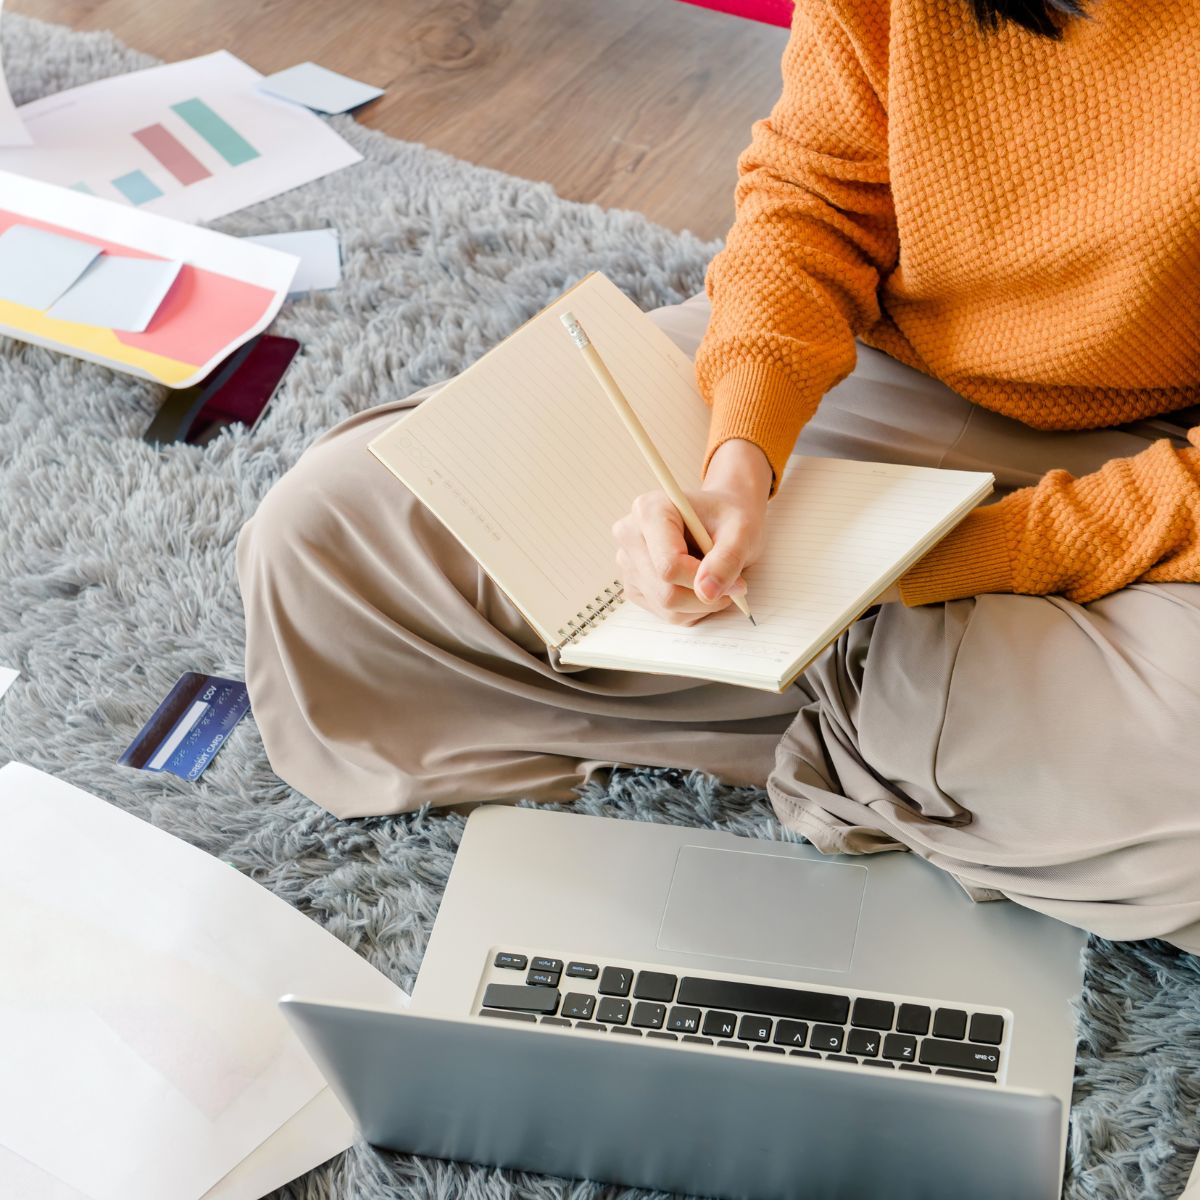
[613,439,772,626]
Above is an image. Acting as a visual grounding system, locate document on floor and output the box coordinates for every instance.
[0,0,33,146]
[0,665,17,700]
[0,172,299,387]
[257,62,384,114]
[0,50,362,222]
[0,762,408,1200]
[242,228,341,294]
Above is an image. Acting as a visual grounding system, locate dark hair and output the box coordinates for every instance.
[971,0,1088,38]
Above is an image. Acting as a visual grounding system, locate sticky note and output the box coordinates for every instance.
[0,224,102,310]
[45,254,183,333]
[257,62,384,115]
[242,228,341,293]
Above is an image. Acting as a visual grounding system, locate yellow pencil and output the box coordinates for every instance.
[560,310,755,626]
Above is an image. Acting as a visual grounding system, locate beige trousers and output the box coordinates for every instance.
[237,292,1200,950]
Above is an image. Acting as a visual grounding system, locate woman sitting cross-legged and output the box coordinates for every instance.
[237,0,1200,952]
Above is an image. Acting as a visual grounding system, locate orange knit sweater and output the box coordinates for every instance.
[695,0,1200,604]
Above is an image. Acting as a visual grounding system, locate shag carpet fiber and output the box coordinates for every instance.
[0,13,1197,1199]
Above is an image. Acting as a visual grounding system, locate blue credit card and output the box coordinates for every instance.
[119,672,251,781]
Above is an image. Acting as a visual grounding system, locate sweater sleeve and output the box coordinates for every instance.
[694,0,897,490]
[898,427,1200,606]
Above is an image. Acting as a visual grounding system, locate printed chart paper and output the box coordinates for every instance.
[257,62,384,114]
[0,0,33,147]
[0,666,17,701]
[0,171,298,387]
[0,51,362,222]
[0,763,407,1200]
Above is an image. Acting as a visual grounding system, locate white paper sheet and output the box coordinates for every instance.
[0,171,299,387]
[0,224,100,309]
[201,1088,356,1200]
[45,253,182,332]
[257,62,384,114]
[0,666,17,700]
[0,51,361,223]
[0,0,33,147]
[0,763,406,1200]
[242,228,341,293]
[1183,1155,1199,1197]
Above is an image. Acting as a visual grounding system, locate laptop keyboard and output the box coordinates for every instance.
[476,949,1009,1084]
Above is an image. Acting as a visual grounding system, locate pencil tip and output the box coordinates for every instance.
[747,613,757,626]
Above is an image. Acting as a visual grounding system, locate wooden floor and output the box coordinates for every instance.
[10,0,790,241]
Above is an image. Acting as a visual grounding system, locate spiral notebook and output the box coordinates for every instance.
[368,273,994,692]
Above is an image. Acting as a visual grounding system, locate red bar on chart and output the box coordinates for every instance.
[132,124,213,186]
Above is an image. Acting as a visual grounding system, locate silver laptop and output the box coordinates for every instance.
[282,805,1086,1199]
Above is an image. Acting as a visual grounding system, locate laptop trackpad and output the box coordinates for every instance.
[656,846,867,972]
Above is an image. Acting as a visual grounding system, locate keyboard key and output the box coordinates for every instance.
[754,1045,785,1055]
[897,1004,931,1035]
[633,971,678,1002]
[846,1028,881,1057]
[494,952,528,970]
[531,957,564,973]
[526,970,560,988]
[900,1064,932,1073]
[919,1039,1002,1073]
[541,1016,572,1026]
[631,1002,667,1029]
[596,997,631,1025]
[718,1041,750,1050]
[738,1015,772,1043]
[611,1027,642,1037]
[561,993,596,1020]
[482,983,559,1014]
[791,1049,821,1058]
[480,1009,536,1022]
[677,978,849,1025]
[862,1059,895,1068]
[969,1013,1005,1045]
[932,1008,968,1040]
[825,1054,857,1064]
[575,1022,607,1032]
[666,1006,702,1033]
[851,998,895,1030]
[598,967,633,996]
[938,1069,997,1083]
[702,1011,737,1039]
[566,961,599,980]
[882,1033,918,1062]
[647,1031,678,1041]
[682,1035,714,1045]
[810,1024,845,1053]
[774,1020,809,1048]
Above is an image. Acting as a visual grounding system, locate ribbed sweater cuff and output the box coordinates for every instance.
[704,363,817,494]
[898,494,1028,606]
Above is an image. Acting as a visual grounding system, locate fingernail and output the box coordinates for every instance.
[727,580,747,597]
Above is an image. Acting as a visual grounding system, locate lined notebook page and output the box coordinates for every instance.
[368,273,711,645]
[560,458,993,691]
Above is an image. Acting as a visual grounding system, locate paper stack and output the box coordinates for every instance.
[0,763,405,1200]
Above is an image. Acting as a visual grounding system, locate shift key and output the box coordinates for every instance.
[918,1038,1001,1073]
[482,983,560,1015]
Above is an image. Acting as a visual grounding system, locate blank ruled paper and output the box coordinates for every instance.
[370,272,993,688]
[560,457,994,690]
[369,273,711,644]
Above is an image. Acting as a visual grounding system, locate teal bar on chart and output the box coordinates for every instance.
[68,182,95,195]
[112,170,164,205]
[170,98,260,166]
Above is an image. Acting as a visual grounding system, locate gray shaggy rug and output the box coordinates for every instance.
[0,13,1197,1200]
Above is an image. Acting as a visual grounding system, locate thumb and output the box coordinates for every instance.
[693,533,748,603]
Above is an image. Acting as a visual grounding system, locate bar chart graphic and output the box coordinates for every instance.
[0,50,363,223]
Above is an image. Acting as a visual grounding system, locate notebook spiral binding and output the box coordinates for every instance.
[554,582,624,650]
